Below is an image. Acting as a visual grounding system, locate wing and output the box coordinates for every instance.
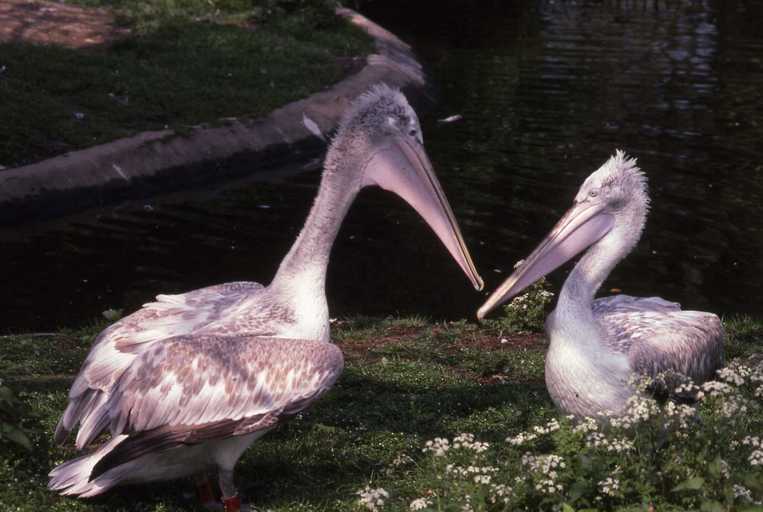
[56,281,265,447]
[593,294,681,315]
[88,335,343,478]
[597,299,724,382]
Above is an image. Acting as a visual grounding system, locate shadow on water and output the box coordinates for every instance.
[1,0,762,331]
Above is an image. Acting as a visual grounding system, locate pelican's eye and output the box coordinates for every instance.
[409,128,418,137]
[588,189,598,198]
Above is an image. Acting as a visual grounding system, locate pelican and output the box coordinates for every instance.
[49,84,484,511]
[477,151,723,417]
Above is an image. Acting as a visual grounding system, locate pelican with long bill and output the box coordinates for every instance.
[477,151,723,417]
[49,84,483,511]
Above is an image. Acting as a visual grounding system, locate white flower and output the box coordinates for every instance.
[721,396,749,417]
[445,465,499,479]
[717,363,752,386]
[719,458,730,479]
[609,394,659,427]
[453,433,489,453]
[598,476,620,497]
[584,433,634,453]
[392,453,414,467]
[701,380,734,397]
[572,417,599,434]
[750,450,763,466]
[507,431,538,446]
[473,474,491,484]
[423,437,450,456]
[488,483,512,504]
[357,486,389,512]
[733,484,753,502]
[409,497,431,510]
[533,418,561,435]
[522,453,565,493]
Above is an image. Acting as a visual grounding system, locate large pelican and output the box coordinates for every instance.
[477,151,723,417]
[49,84,483,510]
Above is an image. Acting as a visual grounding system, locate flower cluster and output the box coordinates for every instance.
[607,393,660,428]
[452,433,489,453]
[488,483,512,504]
[585,432,634,453]
[357,486,389,512]
[361,355,763,511]
[507,418,560,445]
[391,453,414,467]
[496,278,555,332]
[598,476,620,497]
[571,416,599,434]
[700,380,735,398]
[409,497,431,510]
[521,453,565,494]
[422,437,450,456]
[718,363,751,386]
[445,464,499,484]
[506,431,538,446]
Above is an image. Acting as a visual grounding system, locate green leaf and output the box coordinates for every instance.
[672,476,705,492]
[1,423,32,451]
[700,501,724,512]
[708,456,723,479]
[567,481,589,502]
[0,386,15,402]
[744,472,763,492]
[561,504,575,512]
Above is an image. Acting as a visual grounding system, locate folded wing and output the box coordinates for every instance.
[88,335,343,478]
[56,281,266,447]
[597,298,723,381]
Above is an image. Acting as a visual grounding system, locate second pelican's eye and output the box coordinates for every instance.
[589,190,598,198]
[409,129,417,137]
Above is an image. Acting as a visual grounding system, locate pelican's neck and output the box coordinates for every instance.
[271,159,359,294]
[555,232,628,331]
[560,245,609,311]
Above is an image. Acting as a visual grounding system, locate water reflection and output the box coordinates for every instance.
[0,0,761,331]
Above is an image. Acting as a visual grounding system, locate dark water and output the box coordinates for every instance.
[2,0,762,332]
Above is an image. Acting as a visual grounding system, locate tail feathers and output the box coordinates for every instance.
[48,435,128,498]
[75,406,111,450]
[53,416,69,445]
[54,390,108,447]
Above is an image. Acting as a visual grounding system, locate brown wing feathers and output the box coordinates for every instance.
[87,336,342,478]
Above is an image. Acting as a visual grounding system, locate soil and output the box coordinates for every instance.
[0,0,129,48]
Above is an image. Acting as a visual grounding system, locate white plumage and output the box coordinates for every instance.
[478,151,723,416]
[50,84,483,509]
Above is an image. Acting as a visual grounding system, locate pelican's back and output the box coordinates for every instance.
[596,295,724,383]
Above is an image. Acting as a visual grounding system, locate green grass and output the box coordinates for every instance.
[0,315,761,511]
[0,0,371,167]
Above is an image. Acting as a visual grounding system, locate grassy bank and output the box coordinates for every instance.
[0,0,372,167]
[1,310,762,511]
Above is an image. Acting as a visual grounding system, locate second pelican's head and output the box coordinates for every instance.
[325,84,483,291]
[477,150,648,319]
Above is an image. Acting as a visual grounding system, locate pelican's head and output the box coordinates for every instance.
[575,151,649,229]
[477,150,648,319]
[326,84,483,290]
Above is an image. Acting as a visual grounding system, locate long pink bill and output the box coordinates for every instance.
[476,200,615,319]
[363,135,484,291]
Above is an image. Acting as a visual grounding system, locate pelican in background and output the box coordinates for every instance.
[49,84,484,511]
[477,151,723,417]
